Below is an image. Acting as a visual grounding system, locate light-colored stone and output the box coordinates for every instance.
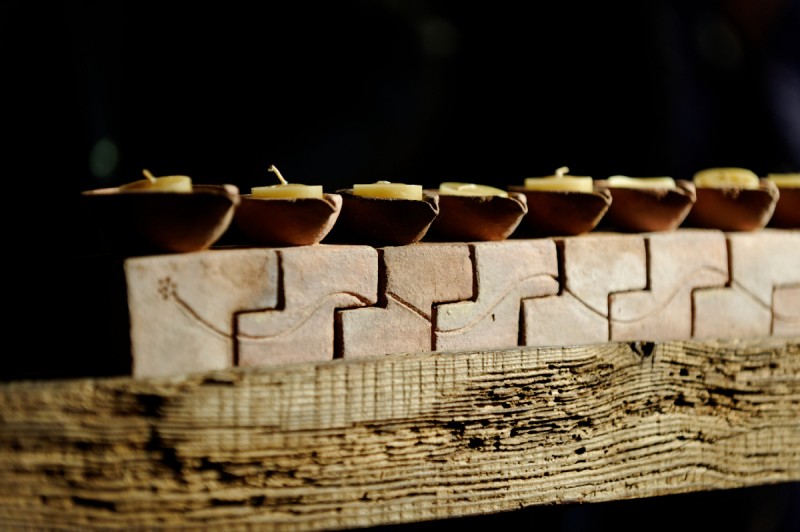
[773,285,800,336]
[339,243,473,358]
[693,230,800,339]
[126,249,280,378]
[124,229,796,378]
[727,230,800,305]
[693,286,772,340]
[436,239,558,350]
[524,233,647,346]
[237,245,378,367]
[611,230,728,341]
[523,292,608,346]
[563,233,648,314]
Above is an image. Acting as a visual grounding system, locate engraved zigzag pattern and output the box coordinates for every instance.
[238,292,374,341]
[612,266,728,325]
[437,274,558,334]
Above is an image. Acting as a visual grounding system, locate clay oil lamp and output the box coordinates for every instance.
[508,166,611,237]
[594,175,696,232]
[425,181,528,241]
[233,165,342,246]
[766,173,799,228]
[81,169,240,254]
[683,167,779,231]
[327,181,439,246]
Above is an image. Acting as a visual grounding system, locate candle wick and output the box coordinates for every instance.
[142,169,157,183]
[269,165,288,185]
[555,166,569,178]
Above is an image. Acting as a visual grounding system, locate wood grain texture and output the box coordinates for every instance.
[1,338,799,530]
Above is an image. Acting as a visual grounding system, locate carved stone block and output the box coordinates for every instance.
[435,240,559,350]
[524,233,647,346]
[694,230,800,339]
[339,243,473,358]
[611,230,728,341]
[237,245,378,367]
[126,249,280,378]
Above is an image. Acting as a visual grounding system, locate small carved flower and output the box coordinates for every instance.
[158,277,177,301]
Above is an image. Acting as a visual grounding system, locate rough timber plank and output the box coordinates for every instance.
[1,338,798,531]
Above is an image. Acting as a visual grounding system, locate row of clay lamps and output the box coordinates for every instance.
[86,166,798,253]
[126,166,797,197]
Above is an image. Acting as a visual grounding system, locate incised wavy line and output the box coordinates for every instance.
[611,265,727,324]
[437,273,557,334]
[238,291,372,341]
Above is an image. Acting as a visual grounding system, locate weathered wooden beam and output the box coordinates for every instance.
[1,337,798,530]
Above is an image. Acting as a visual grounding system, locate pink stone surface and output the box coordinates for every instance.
[124,229,797,379]
[523,292,609,346]
[773,285,800,337]
[237,245,378,367]
[695,229,800,338]
[611,230,728,341]
[563,233,648,314]
[694,230,800,339]
[435,239,559,351]
[524,233,647,346]
[693,286,772,340]
[727,230,800,306]
[339,243,473,358]
[126,249,280,378]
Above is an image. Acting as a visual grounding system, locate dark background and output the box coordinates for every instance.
[5,0,800,255]
[3,1,799,530]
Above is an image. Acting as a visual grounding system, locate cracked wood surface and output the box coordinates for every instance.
[1,337,799,530]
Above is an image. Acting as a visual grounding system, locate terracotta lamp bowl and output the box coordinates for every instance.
[768,187,800,228]
[81,184,240,254]
[233,193,342,246]
[425,191,528,242]
[508,186,612,237]
[594,180,696,232]
[683,180,780,231]
[325,190,440,246]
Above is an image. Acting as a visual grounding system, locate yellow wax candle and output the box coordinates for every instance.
[438,182,508,198]
[607,175,677,189]
[251,165,324,199]
[766,173,800,188]
[693,167,759,189]
[119,169,193,192]
[523,166,593,192]
[353,180,423,200]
